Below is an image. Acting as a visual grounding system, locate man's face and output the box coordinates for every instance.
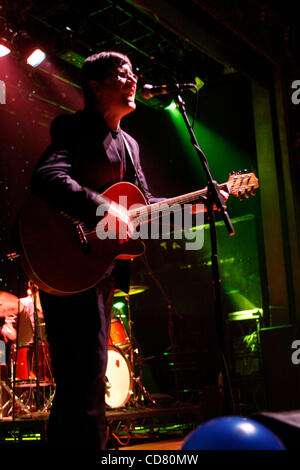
[93,62,138,117]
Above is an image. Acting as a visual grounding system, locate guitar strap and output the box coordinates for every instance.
[121,132,150,204]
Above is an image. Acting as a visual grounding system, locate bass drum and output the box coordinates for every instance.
[105,346,132,408]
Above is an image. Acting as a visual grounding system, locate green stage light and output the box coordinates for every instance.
[113,301,125,310]
[164,100,177,111]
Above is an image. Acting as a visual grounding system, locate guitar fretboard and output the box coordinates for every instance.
[128,183,229,222]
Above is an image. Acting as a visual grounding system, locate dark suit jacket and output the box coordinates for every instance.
[31,106,159,293]
[31,107,157,221]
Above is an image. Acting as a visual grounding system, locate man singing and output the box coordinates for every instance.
[31,51,159,450]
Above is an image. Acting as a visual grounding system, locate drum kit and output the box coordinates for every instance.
[0,283,155,417]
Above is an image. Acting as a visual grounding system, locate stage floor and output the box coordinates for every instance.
[118,437,184,450]
[0,401,207,448]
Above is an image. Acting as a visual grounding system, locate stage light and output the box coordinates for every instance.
[26,48,46,68]
[0,17,12,57]
[0,43,11,57]
[164,100,177,111]
[113,301,125,310]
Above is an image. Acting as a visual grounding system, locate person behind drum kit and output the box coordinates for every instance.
[1,295,34,346]
[0,294,35,384]
[1,288,44,346]
[0,287,48,382]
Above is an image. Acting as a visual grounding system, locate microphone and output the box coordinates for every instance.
[140,82,197,99]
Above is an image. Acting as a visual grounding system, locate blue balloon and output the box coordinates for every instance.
[182,416,286,450]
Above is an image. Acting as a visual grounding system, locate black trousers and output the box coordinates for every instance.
[40,276,115,450]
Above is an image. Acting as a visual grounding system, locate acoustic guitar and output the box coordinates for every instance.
[19,171,259,295]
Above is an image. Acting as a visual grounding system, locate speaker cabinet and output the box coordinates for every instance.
[252,410,300,450]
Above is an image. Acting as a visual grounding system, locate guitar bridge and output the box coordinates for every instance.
[73,223,90,255]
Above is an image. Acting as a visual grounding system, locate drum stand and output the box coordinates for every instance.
[132,357,157,406]
[28,282,55,413]
[124,294,157,407]
[9,282,55,418]
[0,380,32,417]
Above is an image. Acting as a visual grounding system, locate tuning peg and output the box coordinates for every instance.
[244,191,250,199]
[230,171,236,175]
[243,169,248,173]
[251,189,256,196]
[238,190,244,201]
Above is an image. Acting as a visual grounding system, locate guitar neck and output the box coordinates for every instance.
[129,182,229,221]
[87,171,258,233]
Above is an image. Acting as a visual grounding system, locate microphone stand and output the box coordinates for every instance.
[173,88,236,415]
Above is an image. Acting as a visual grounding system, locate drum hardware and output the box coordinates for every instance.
[0,380,32,417]
[131,353,157,407]
[0,379,55,417]
[132,376,155,406]
[0,364,31,418]
[113,285,149,298]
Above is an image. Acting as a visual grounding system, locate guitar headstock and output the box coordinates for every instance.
[227,171,259,199]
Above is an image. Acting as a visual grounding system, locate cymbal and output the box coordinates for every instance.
[114,285,149,297]
[0,291,19,317]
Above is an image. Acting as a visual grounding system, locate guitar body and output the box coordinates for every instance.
[19,182,147,296]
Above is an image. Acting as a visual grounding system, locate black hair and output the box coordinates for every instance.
[80,51,132,105]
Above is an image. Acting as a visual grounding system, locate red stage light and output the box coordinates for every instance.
[26,48,46,67]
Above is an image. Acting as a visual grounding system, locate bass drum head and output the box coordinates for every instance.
[105,346,132,408]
